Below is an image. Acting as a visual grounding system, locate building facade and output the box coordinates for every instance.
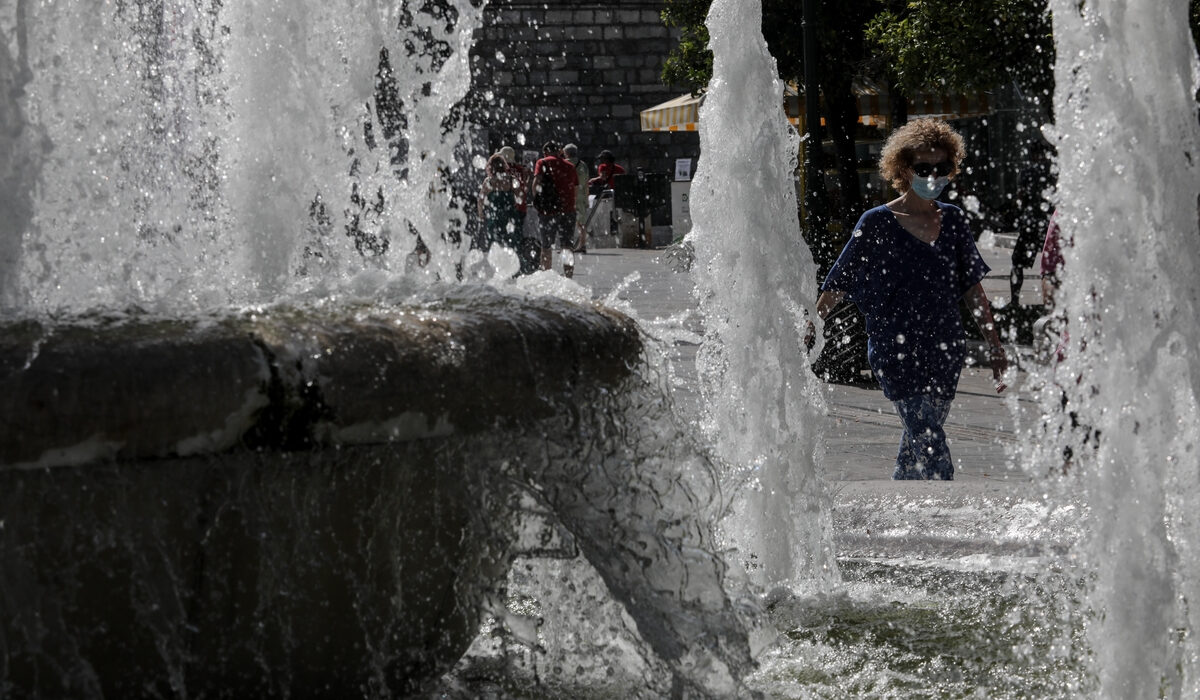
[466,0,699,179]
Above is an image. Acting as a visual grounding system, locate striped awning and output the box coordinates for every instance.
[639,92,703,132]
[641,82,991,132]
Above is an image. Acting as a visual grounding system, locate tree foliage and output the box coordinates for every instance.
[664,0,1055,102]
[661,0,712,95]
[865,1,1054,98]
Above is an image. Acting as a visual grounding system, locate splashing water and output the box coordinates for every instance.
[1,0,484,314]
[690,0,838,591]
[0,2,765,696]
[1033,1,1200,697]
[13,0,1200,696]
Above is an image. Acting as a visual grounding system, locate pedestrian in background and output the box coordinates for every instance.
[532,141,579,277]
[477,153,519,253]
[587,150,625,192]
[498,145,537,274]
[563,144,590,253]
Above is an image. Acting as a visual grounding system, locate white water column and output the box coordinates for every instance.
[690,0,837,591]
[3,0,485,315]
[1047,1,1200,696]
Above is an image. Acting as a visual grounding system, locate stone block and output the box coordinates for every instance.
[549,70,580,85]
[626,25,669,41]
[616,10,642,25]
[511,26,539,41]
[615,54,643,68]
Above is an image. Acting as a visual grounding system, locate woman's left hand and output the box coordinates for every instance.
[990,344,1009,392]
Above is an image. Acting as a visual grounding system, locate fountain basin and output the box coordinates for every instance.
[0,294,641,697]
[0,295,640,465]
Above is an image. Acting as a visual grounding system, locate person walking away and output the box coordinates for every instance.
[816,118,1008,481]
[532,142,579,277]
[563,144,590,253]
[477,154,520,254]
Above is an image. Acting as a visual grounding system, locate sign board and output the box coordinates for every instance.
[674,158,692,182]
[671,181,692,236]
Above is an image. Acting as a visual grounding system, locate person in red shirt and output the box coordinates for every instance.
[532,142,579,276]
[587,150,626,191]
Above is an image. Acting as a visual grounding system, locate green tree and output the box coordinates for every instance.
[866,1,1054,100]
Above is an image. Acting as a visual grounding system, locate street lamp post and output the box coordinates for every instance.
[801,0,829,270]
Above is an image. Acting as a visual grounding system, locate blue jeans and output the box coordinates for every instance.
[892,395,954,480]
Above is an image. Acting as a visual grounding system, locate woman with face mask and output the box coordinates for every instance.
[815,118,1008,481]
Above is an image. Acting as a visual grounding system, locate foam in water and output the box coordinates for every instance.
[1032,1,1200,697]
[689,0,838,591]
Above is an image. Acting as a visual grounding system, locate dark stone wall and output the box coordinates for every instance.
[466,0,700,177]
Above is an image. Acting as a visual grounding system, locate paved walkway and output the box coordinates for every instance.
[565,242,1042,485]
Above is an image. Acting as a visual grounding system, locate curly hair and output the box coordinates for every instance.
[878,118,966,193]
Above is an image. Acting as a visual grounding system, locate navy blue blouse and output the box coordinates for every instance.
[820,202,989,401]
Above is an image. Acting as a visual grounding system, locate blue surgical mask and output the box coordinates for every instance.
[911,175,950,200]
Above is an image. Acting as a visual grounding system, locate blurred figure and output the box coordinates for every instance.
[587,149,625,192]
[1040,209,1064,310]
[499,145,537,274]
[532,142,579,277]
[816,118,1007,481]
[1008,150,1053,303]
[477,153,520,254]
[563,144,590,253]
[1033,209,1099,474]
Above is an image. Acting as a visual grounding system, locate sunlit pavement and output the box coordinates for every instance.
[573,242,1041,486]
